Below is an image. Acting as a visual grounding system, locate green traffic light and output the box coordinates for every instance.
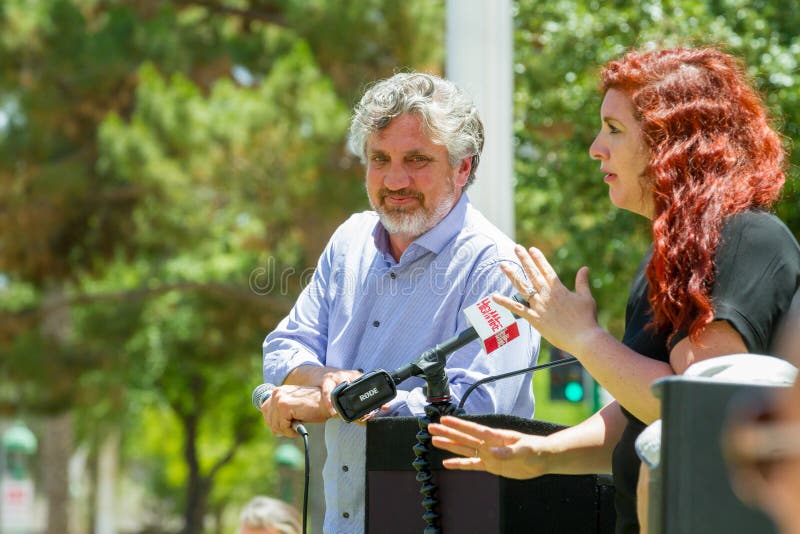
[564,381,584,402]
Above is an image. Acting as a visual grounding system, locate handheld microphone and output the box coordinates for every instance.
[252,383,309,437]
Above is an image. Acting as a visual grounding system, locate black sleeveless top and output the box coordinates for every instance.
[612,211,800,533]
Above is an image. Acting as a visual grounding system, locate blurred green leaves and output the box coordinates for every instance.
[0,0,445,529]
[1,0,799,529]
[513,0,800,334]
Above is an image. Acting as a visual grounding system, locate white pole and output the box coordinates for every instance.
[446,0,515,238]
[94,430,119,534]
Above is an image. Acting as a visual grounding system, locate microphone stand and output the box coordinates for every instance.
[408,334,580,533]
[405,333,474,534]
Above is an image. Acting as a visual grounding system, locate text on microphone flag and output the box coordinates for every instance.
[476,298,504,332]
[464,296,521,354]
[483,322,520,354]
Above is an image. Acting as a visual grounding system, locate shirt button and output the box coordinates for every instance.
[343,512,350,519]
[342,465,349,472]
[373,320,380,327]
[390,272,397,279]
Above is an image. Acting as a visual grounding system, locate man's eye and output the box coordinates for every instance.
[409,155,430,164]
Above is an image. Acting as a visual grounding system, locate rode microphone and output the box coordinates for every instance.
[330,293,531,422]
[330,370,399,423]
[330,325,484,422]
[252,383,309,437]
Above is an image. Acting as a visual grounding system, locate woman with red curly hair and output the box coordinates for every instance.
[429,46,800,533]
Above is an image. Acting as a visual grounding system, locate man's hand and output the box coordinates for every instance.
[284,365,364,417]
[259,385,332,438]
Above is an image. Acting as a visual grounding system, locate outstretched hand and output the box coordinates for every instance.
[495,245,601,356]
[428,416,551,480]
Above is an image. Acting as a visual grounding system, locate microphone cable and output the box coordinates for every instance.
[457,356,580,412]
[252,384,310,534]
[298,428,309,534]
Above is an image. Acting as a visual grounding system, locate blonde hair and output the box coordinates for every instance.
[239,496,301,534]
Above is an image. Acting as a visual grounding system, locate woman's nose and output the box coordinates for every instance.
[589,134,607,161]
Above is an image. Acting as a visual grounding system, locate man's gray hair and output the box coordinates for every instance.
[239,496,301,534]
[347,72,484,188]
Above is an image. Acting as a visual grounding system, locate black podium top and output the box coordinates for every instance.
[367,414,566,471]
[365,414,615,534]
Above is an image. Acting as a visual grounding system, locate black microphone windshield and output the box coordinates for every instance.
[252,383,276,410]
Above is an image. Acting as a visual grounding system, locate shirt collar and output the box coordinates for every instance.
[371,193,469,258]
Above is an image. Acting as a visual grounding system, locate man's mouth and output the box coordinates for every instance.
[381,189,423,207]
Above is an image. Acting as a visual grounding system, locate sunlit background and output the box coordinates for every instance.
[1,0,798,532]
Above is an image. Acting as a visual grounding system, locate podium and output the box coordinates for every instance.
[366,414,615,533]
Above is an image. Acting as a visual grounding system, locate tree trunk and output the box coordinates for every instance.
[39,287,74,533]
[42,412,72,534]
[181,410,208,534]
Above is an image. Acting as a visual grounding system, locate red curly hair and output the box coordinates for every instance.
[601,47,786,341]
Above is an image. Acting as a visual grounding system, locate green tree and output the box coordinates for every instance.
[513,0,800,338]
[514,0,800,423]
[0,1,445,531]
[3,1,799,530]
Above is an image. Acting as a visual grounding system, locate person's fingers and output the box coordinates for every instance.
[492,293,538,322]
[528,246,559,285]
[261,389,301,437]
[499,263,532,298]
[514,245,547,293]
[320,377,339,416]
[429,421,484,446]
[575,266,592,297]
[441,456,485,470]
[278,417,294,435]
[355,409,379,425]
[430,435,482,459]
[436,416,512,447]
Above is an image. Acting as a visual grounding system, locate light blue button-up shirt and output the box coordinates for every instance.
[263,194,540,533]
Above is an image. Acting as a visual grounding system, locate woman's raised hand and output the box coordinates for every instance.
[495,245,601,356]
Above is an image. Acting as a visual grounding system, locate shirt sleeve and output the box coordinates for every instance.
[261,227,339,385]
[381,255,541,417]
[711,212,800,353]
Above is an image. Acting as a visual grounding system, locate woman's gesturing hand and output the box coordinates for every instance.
[428,416,552,480]
[495,245,602,356]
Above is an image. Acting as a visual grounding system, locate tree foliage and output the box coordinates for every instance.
[0,1,444,531]
[1,0,799,531]
[513,0,800,335]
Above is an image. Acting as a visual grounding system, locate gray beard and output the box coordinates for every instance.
[370,187,457,239]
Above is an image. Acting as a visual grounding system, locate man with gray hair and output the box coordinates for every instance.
[239,496,301,534]
[259,72,540,532]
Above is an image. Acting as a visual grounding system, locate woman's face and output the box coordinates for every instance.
[589,88,653,218]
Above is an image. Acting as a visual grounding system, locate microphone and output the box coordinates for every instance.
[330,293,532,422]
[252,383,309,437]
[329,327,483,422]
